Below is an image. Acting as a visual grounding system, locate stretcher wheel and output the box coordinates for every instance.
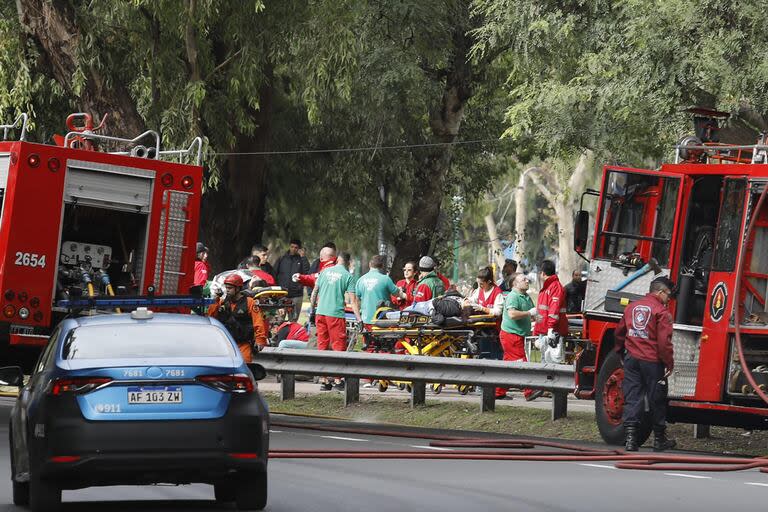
[458,384,471,395]
[432,383,443,394]
[378,381,388,393]
[406,384,412,393]
[398,383,407,390]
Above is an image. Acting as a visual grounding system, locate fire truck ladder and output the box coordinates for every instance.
[675,141,768,164]
[154,189,192,296]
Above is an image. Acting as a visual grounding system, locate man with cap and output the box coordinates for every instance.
[615,276,676,452]
[206,274,268,363]
[413,256,446,303]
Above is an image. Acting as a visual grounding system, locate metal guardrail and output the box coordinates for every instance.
[257,348,575,420]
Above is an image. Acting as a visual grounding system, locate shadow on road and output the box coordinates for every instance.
[0,501,229,511]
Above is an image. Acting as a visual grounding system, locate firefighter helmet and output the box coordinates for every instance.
[224,274,244,288]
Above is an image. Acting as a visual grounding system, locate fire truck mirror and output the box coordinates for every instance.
[574,210,589,253]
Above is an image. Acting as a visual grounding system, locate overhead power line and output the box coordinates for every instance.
[212,138,501,156]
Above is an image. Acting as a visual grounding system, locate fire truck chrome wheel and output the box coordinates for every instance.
[595,351,652,446]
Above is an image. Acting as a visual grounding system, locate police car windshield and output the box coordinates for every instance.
[61,324,235,359]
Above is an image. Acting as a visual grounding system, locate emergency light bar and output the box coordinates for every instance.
[55,295,215,310]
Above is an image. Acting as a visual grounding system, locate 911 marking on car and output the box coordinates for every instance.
[95,403,122,413]
[127,386,183,404]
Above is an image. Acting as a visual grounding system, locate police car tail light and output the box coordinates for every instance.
[50,377,112,395]
[195,373,254,394]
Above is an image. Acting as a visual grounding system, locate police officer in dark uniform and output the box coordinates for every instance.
[614,276,677,452]
[207,274,267,363]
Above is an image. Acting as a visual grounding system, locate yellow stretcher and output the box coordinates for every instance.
[362,308,499,394]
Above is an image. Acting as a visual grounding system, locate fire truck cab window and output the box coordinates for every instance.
[713,179,746,272]
[596,171,678,266]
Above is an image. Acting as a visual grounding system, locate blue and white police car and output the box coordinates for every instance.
[4,308,269,512]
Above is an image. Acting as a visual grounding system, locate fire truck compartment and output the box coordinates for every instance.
[728,334,768,400]
[58,204,148,297]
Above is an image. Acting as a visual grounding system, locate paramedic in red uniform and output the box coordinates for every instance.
[393,261,418,309]
[533,259,568,347]
[614,276,677,452]
[192,242,210,293]
[465,266,506,398]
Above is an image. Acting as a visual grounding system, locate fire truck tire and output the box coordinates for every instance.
[595,351,652,446]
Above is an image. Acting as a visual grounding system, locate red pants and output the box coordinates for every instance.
[499,330,534,399]
[316,315,348,351]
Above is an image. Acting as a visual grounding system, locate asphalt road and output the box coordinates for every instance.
[0,399,766,511]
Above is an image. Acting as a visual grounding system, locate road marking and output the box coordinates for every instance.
[579,464,616,469]
[321,435,368,442]
[410,445,452,451]
[664,473,711,479]
[745,482,768,487]
[269,430,283,433]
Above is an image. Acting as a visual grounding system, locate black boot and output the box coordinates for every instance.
[624,425,638,452]
[653,427,676,452]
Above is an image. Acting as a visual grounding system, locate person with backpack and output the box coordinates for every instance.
[206,274,268,363]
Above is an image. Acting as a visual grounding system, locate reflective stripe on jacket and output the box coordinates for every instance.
[533,274,568,336]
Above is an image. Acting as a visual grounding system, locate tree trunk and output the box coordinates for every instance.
[16,0,146,136]
[391,22,473,280]
[554,201,576,284]
[484,213,505,271]
[200,78,273,272]
[525,153,592,283]
[513,167,540,264]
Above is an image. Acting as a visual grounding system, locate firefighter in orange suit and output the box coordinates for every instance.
[207,274,267,363]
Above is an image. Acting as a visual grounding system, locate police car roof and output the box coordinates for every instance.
[71,312,213,328]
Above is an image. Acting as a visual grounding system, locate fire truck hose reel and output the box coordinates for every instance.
[733,183,768,405]
[268,421,768,474]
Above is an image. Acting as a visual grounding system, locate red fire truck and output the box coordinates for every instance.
[0,113,203,364]
[573,109,768,444]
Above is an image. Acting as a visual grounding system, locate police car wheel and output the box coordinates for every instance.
[9,425,29,507]
[595,351,652,446]
[235,471,267,510]
[12,479,29,506]
[29,474,61,512]
[214,480,237,502]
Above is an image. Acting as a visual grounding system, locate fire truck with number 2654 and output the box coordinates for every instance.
[571,109,768,445]
[0,113,203,367]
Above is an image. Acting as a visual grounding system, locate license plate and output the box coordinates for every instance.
[127,386,183,404]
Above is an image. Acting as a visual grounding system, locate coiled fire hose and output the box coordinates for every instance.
[269,420,768,474]
[733,181,768,405]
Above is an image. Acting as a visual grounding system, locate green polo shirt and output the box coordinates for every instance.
[501,289,534,336]
[315,264,356,318]
[355,269,399,323]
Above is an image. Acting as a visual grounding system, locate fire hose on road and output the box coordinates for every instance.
[269,419,768,475]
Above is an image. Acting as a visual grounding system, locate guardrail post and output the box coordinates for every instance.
[281,374,295,401]
[693,424,710,439]
[345,377,360,406]
[410,380,426,407]
[551,391,567,420]
[481,385,495,412]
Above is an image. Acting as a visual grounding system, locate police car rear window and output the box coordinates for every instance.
[61,324,236,359]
